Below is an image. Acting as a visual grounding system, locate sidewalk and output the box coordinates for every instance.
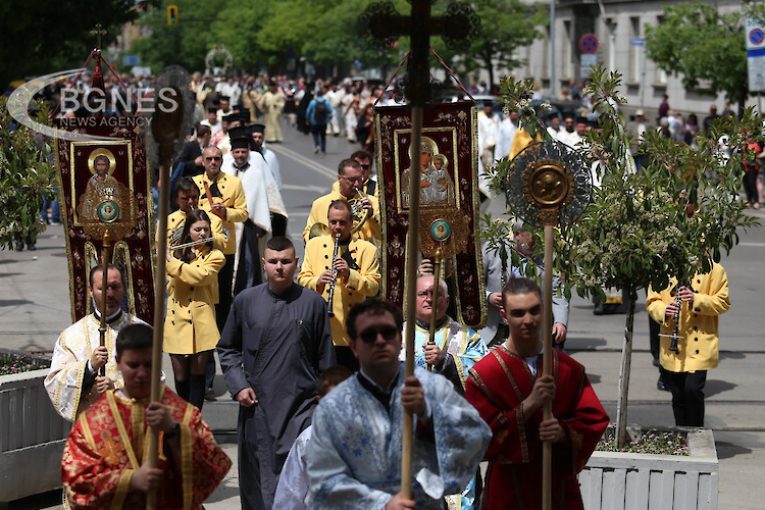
[2,220,765,508]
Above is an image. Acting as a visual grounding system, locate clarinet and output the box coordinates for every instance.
[669,283,686,353]
[327,233,341,317]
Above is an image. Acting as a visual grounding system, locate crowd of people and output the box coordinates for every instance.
[32,70,735,509]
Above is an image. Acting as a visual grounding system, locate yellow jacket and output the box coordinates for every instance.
[164,247,226,354]
[646,263,730,372]
[193,173,248,255]
[303,190,381,246]
[509,128,543,160]
[298,235,380,346]
[160,209,228,253]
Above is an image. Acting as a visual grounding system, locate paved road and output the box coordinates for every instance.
[2,119,765,508]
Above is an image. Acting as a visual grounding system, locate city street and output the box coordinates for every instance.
[2,119,765,508]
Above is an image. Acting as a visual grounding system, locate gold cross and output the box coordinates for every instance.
[90,23,107,48]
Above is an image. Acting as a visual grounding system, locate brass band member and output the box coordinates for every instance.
[299,200,380,370]
[193,146,248,332]
[161,177,227,252]
[303,159,381,245]
[164,209,225,409]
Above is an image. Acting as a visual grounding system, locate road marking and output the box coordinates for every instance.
[269,144,336,180]
[281,183,327,194]
[739,242,765,247]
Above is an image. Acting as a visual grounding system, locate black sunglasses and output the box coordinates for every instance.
[358,325,399,344]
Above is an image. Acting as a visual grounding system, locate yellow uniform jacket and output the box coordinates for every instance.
[646,263,730,373]
[164,247,226,354]
[161,209,228,253]
[193,173,248,255]
[298,235,380,346]
[302,190,381,246]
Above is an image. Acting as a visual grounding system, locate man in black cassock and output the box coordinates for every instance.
[218,236,336,510]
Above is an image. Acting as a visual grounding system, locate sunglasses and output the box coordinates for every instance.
[358,325,399,344]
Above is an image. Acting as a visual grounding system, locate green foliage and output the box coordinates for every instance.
[0,98,56,250]
[0,0,149,89]
[460,0,547,88]
[645,1,765,112]
[130,0,271,73]
[489,66,758,301]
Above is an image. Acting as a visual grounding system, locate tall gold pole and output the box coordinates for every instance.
[542,225,554,510]
[146,160,171,509]
[400,105,423,499]
[98,230,112,376]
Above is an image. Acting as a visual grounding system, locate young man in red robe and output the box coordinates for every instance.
[61,323,231,509]
[466,277,609,509]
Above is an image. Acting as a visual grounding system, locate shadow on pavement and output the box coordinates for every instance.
[719,351,746,360]
[0,299,33,307]
[705,379,738,398]
[566,337,607,350]
[716,441,753,460]
[206,479,241,503]
[587,373,602,385]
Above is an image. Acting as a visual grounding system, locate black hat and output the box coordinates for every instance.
[230,138,251,151]
[249,123,265,134]
[228,126,248,141]
[222,113,239,124]
[575,116,588,125]
[239,108,251,121]
[207,106,217,114]
[219,95,231,102]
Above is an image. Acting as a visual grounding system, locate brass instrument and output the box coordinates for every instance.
[171,237,214,251]
[308,222,331,240]
[327,233,341,317]
[348,187,371,234]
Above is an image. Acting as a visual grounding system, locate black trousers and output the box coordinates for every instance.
[216,254,235,331]
[660,367,707,426]
[743,171,759,204]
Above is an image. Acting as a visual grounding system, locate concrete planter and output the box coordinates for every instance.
[0,368,70,502]
[579,429,718,510]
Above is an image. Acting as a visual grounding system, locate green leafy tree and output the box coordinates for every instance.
[459,0,546,90]
[490,67,757,447]
[0,0,150,89]
[131,0,269,73]
[645,1,765,114]
[0,98,55,250]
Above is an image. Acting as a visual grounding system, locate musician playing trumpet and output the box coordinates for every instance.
[302,159,381,246]
[165,209,225,410]
[299,200,380,370]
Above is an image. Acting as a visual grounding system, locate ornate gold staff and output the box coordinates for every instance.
[504,140,591,510]
[80,175,134,376]
[420,216,469,370]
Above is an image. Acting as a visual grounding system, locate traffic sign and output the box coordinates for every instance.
[631,38,645,47]
[167,4,179,26]
[580,54,598,78]
[122,55,140,66]
[579,33,599,55]
[746,17,765,92]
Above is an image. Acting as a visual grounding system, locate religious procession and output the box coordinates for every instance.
[2,1,765,509]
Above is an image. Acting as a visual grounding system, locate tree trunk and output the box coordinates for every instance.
[615,289,637,448]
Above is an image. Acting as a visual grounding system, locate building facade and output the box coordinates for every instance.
[507,0,757,122]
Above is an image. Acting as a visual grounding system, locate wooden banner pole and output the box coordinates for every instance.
[542,224,554,510]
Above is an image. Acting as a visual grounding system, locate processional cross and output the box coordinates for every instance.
[89,24,107,48]
[360,0,479,500]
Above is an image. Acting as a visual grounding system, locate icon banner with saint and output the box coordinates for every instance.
[55,121,156,324]
[375,101,486,328]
